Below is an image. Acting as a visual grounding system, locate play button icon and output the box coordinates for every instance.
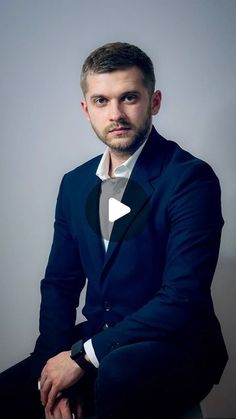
[108,198,131,222]
[86,177,151,243]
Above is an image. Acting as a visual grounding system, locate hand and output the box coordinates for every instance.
[44,398,84,419]
[44,397,72,419]
[40,351,84,413]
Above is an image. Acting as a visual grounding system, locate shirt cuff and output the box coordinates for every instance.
[84,339,99,368]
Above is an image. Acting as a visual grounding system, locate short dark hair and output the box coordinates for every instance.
[80,42,156,96]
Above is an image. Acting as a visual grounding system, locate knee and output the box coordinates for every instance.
[95,349,136,418]
[96,348,129,394]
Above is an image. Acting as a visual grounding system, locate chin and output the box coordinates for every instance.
[109,137,134,151]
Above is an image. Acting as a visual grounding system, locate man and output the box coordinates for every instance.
[0,42,228,419]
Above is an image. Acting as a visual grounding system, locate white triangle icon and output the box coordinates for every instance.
[108,197,131,222]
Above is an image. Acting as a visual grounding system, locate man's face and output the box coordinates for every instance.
[81,66,161,154]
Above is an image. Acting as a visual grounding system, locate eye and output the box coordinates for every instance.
[122,94,138,103]
[94,97,107,106]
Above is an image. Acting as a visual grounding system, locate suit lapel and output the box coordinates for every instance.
[83,174,106,268]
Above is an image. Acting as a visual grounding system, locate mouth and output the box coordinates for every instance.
[109,127,131,134]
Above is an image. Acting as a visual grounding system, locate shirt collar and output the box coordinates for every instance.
[96,138,148,181]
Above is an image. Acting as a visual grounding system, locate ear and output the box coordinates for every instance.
[151,90,162,115]
[81,100,91,121]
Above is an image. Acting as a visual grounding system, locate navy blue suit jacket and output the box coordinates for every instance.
[32,127,228,382]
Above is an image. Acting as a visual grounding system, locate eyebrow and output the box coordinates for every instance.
[120,90,140,97]
[89,94,106,101]
[89,90,141,101]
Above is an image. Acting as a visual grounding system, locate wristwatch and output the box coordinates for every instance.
[70,339,95,374]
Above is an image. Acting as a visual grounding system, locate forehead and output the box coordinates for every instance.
[84,66,147,97]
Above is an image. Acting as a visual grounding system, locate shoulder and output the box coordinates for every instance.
[149,131,222,216]
[59,153,103,190]
[65,154,103,179]
[54,154,103,202]
[157,133,219,183]
[170,141,218,185]
[145,128,219,185]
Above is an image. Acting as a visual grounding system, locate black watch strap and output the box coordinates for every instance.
[70,340,95,374]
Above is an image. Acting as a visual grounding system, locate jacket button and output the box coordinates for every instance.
[111,342,120,350]
[104,301,111,311]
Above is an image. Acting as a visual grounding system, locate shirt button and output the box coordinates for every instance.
[104,301,111,311]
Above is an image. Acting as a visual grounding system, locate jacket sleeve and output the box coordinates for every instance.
[91,161,224,362]
[31,175,86,377]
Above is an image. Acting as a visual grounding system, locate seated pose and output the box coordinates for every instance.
[0,42,228,419]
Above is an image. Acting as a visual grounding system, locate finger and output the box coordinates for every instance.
[40,365,48,388]
[41,378,52,406]
[45,407,54,419]
[51,404,63,419]
[46,383,60,412]
[59,398,73,419]
[48,398,70,419]
[46,401,62,419]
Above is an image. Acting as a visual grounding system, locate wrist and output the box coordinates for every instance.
[71,340,95,374]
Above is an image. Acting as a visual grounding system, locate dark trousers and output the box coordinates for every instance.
[0,340,214,419]
[0,357,45,419]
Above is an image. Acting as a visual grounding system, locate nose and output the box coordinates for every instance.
[109,101,125,121]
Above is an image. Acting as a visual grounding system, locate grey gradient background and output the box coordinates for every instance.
[0,1,235,417]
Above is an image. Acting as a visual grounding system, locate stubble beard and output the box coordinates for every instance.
[91,108,152,155]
